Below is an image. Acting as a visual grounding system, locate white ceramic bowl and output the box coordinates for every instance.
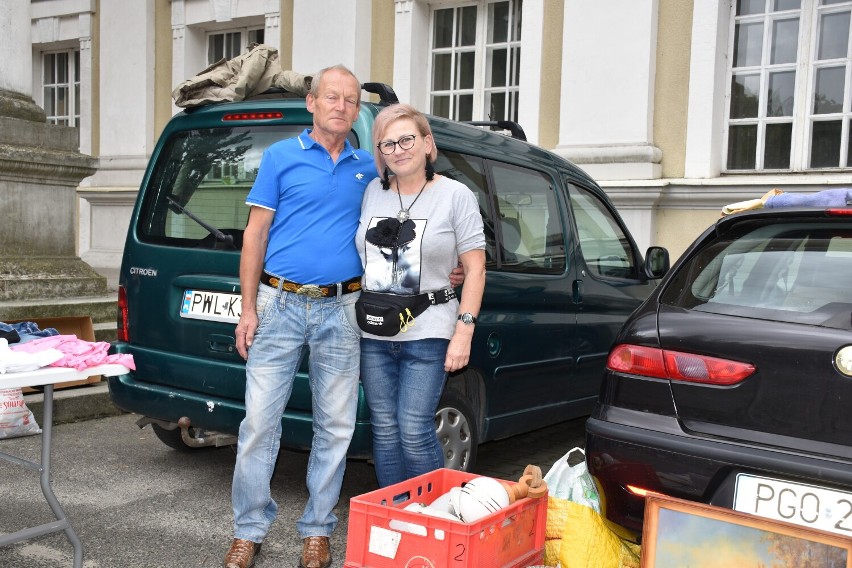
[428,490,457,516]
[454,477,510,522]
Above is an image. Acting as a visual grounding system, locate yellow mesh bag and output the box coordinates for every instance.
[557,502,641,568]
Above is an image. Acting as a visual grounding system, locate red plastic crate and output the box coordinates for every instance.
[344,468,547,568]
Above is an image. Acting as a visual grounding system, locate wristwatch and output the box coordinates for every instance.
[457,312,477,325]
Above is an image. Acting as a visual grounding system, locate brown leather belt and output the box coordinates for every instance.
[260,270,362,298]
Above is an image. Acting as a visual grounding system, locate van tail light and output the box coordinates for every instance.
[117,285,130,342]
[607,344,755,385]
[222,111,283,121]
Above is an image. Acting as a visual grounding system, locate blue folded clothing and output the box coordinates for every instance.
[765,188,852,208]
[0,321,60,344]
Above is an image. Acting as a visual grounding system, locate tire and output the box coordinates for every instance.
[435,389,479,472]
[150,423,217,452]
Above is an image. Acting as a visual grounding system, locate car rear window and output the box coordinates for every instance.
[137,125,307,250]
[660,221,852,328]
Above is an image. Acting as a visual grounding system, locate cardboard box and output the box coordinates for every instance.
[344,468,547,568]
[7,317,102,392]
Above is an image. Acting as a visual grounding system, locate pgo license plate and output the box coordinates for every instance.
[180,290,241,324]
[734,473,852,537]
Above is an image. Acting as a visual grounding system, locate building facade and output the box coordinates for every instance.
[26,0,852,277]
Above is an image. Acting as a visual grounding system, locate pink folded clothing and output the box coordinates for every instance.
[10,335,136,372]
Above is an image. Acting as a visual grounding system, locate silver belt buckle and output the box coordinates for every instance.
[296,284,325,298]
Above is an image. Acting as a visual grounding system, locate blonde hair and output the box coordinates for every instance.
[372,103,437,182]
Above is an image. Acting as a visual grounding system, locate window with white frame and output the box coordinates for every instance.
[42,50,80,126]
[207,28,265,65]
[726,0,852,171]
[430,0,522,122]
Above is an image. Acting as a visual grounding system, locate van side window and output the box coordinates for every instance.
[488,161,565,274]
[138,125,306,249]
[433,150,497,267]
[567,183,639,280]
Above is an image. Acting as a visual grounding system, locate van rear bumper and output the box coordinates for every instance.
[107,373,374,459]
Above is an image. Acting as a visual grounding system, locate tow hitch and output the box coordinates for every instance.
[136,416,237,448]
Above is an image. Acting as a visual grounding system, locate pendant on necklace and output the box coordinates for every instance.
[396,209,410,222]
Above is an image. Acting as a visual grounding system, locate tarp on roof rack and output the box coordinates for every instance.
[172,43,312,108]
[721,187,852,216]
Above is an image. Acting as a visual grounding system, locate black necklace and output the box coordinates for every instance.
[395,178,428,222]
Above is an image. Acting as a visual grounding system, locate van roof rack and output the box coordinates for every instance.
[362,83,399,105]
[463,120,527,141]
[237,82,400,105]
[244,87,303,101]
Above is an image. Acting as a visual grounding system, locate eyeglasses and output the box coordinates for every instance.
[377,134,417,155]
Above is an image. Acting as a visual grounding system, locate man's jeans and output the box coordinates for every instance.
[232,284,361,541]
[360,337,449,487]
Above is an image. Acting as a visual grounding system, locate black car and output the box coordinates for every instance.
[585,205,852,539]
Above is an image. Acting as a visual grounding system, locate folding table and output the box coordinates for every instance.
[0,363,129,568]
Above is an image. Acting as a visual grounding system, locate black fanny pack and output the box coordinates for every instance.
[355,288,457,336]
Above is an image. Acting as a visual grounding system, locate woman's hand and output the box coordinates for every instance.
[445,326,473,372]
[445,249,485,372]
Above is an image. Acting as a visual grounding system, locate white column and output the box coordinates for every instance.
[77,13,94,155]
[80,0,156,269]
[264,0,280,51]
[1,0,45,122]
[1,0,32,96]
[94,0,156,177]
[172,0,188,115]
[684,0,731,179]
[264,12,280,51]
[291,0,372,80]
[392,0,430,108]
[553,0,661,181]
[517,0,544,145]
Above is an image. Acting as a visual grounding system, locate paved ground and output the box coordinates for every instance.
[0,409,586,567]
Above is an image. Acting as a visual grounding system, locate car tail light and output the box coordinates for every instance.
[626,485,650,497]
[117,285,130,342]
[607,344,755,385]
[827,208,852,216]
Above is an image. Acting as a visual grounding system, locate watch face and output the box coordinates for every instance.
[460,313,475,324]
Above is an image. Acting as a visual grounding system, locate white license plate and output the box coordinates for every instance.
[734,473,852,538]
[180,290,241,324]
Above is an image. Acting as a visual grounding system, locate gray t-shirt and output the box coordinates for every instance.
[355,175,485,341]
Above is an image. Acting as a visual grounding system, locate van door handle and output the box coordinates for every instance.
[572,279,583,304]
[208,334,236,353]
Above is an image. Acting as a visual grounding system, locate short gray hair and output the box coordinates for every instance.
[308,64,361,104]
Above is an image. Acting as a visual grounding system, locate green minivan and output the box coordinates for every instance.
[109,84,668,471]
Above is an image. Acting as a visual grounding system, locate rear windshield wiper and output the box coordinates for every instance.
[166,196,235,249]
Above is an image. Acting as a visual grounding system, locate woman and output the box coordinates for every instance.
[355,104,486,487]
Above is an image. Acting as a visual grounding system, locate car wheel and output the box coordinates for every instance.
[150,423,216,452]
[435,389,478,472]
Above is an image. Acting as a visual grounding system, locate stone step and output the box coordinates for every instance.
[0,293,118,342]
[0,257,107,302]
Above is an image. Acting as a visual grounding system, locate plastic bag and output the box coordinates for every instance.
[540,448,603,566]
[543,447,600,512]
[0,387,41,439]
[542,447,642,567]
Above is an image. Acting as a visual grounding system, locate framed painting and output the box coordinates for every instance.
[642,493,852,568]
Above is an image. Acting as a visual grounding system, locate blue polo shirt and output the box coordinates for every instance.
[246,129,377,283]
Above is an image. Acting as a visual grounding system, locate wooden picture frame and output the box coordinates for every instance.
[641,493,852,568]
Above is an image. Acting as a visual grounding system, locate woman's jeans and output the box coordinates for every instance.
[360,337,450,487]
[232,284,361,541]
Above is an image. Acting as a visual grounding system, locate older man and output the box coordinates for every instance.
[224,64,373,568]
